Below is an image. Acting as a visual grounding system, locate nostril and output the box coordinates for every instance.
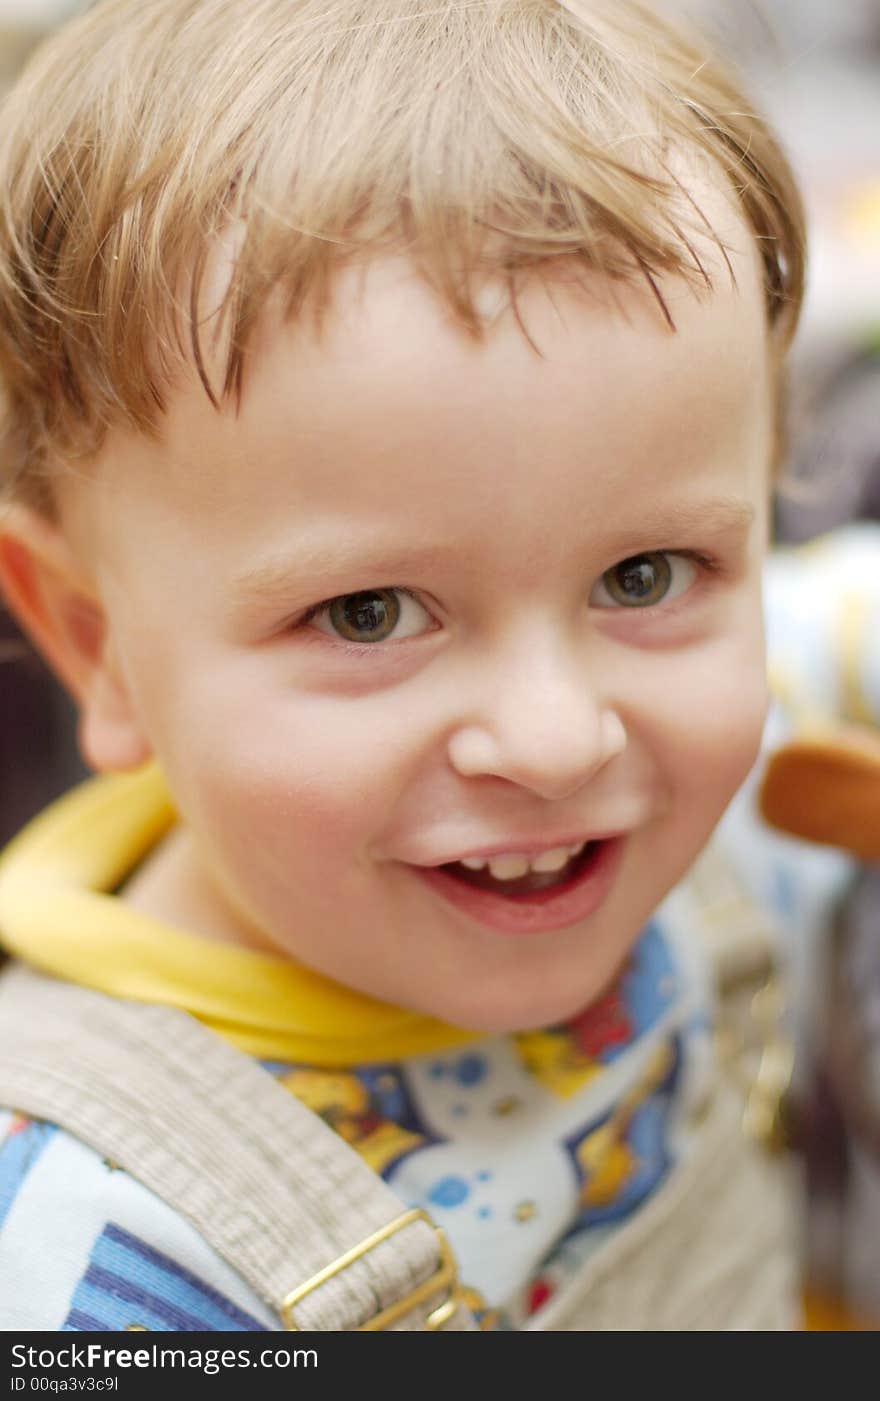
[601,711,627,757]
[446,725,500,778]
[447,702,624,797]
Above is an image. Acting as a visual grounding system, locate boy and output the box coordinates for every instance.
[0,0,806,1329]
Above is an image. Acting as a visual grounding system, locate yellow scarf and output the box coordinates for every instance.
[0,765,482,1065]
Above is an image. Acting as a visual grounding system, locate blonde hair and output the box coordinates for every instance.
[0,0,805,508]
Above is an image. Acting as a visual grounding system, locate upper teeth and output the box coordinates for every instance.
[459,842,585,880]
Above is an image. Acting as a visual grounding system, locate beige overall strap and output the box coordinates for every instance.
[0,963,476,1332]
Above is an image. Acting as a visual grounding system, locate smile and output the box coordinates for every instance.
[410,837,625,936]
[445,840,596,893]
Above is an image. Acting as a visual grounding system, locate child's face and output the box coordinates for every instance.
[60,240,772,1032]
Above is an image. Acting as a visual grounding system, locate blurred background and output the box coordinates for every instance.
[0,0,879,1330]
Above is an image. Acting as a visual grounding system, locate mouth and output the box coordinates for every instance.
[441,839,600,894]
[410,837,625,936]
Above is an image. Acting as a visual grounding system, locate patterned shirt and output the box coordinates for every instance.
[0,905,712,1330]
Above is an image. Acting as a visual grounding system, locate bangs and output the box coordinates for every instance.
[0,0,806,501]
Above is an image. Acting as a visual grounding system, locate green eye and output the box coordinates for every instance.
[307,587,434,646]
[327,589,401,641]
[600,553,673,608]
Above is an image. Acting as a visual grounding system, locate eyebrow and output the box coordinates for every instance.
[232,540,450,603]
[612,496,757,541]
[232,496,757,602]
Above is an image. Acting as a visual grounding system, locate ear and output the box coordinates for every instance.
[0,503,152,773]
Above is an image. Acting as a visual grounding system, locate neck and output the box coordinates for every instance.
[121,824,279,955]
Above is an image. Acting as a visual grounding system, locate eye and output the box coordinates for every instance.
[307,588,433,643]
[590,552,698,609]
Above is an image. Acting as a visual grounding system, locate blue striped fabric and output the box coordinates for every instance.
[0,1116,57,1230]
[62,1223,267,1332]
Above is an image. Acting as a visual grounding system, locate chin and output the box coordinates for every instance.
[431,981,608,1038]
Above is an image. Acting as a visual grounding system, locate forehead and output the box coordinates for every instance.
[216,167,760,425]
[70,181,770,569]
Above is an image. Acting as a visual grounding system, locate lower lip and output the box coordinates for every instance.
[411,838,626,936]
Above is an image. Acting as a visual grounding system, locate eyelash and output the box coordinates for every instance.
[299,588,432,649]
[672,550,722,584]
[298,550,722,646]
[598,549,722,610]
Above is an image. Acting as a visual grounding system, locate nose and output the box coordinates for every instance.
[446,638,626,801]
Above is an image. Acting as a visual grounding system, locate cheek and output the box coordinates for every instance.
[687,675,767,796]
[647,635,769,811]
[158,674,417,863]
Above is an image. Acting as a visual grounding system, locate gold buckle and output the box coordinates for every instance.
[280,1207,462,1331]
[742,979,796,1154]
[716,974,796,1154]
